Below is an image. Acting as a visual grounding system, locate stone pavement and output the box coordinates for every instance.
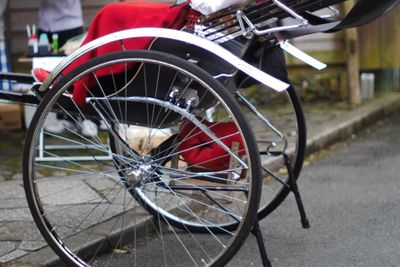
[0,92,399,266]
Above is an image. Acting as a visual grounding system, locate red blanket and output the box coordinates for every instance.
[66,1,190,106]
[179,119,245,171]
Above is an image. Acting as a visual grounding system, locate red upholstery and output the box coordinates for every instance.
[64,1,190,106]
[179,119,245,171]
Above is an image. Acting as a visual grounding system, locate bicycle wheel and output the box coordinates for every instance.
[23,50,261,266]
[237,84,306,219]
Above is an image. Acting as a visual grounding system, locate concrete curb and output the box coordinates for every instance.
[305,93,400,156]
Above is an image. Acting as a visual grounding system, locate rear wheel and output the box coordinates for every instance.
[23,50,261,266]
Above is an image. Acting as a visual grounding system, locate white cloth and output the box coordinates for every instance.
[38,0,83,32]
[190,0,249,15]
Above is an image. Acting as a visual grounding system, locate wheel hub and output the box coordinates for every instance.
[126,163,153,188]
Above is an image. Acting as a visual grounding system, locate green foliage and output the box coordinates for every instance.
[290,74,343,103]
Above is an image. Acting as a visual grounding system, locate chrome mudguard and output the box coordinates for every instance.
[39,28,289,93]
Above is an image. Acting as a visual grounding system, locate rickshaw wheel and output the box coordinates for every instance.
[23,50,261,266]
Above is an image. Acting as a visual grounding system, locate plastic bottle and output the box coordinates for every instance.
[360,73,375,100]
[28,33,38,55]
[38,33,50,55]
[52,33,59,55]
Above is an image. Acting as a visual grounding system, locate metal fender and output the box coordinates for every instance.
[40,27,289,92]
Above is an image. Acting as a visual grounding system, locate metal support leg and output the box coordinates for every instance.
[282,153,310,229]
[251,221,272,267]
[248,152,309,267]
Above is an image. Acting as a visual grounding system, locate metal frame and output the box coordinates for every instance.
[235,0,309,38]
[36,129,113,162]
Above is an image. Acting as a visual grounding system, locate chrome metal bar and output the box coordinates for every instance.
[213,17,278,44]
[42,144,110,150]
[213,72,236,79]
[235,91,288,153]
[39,129,45,159]
[35,155,113,162]
[271,0,307,21]
[35,132,113,162]
[235,6,308,38]
[253,22,304,36]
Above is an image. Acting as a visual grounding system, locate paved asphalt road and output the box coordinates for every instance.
[95,111,400,267]
[231,110,400,266]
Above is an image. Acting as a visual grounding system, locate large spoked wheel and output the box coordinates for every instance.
[237,84,306,220]
[23,50,261,266]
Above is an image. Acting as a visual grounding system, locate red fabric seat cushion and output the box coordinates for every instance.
[64,1,190,106]
[179,119,245,171]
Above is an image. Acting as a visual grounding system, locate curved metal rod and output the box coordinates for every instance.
[39,27,289,93]
[87,95,247,168]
